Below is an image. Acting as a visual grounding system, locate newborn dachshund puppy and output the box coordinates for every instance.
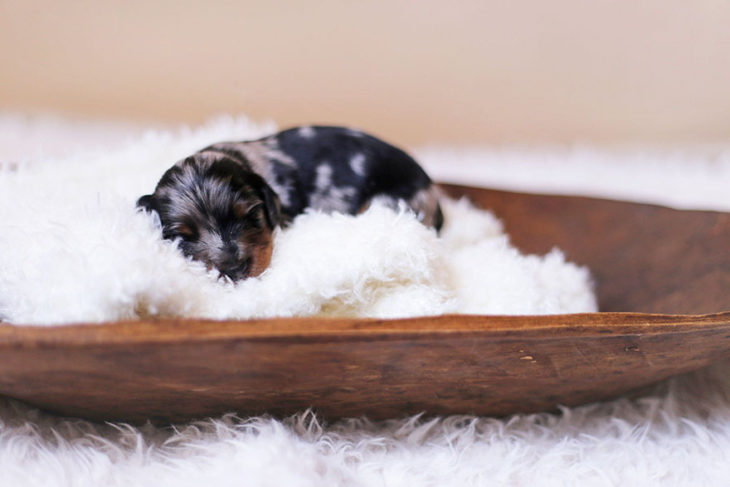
[137,126,443,281]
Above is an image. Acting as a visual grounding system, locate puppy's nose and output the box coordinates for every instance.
[222,241,239,256]
[217,243,239,264]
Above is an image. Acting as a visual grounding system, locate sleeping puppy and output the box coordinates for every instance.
[137,126,443,281]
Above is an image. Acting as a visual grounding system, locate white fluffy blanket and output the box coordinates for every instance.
[1,114,730,486]
[0,117,594,324]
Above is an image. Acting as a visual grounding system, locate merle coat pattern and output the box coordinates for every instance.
[138,126,443,281]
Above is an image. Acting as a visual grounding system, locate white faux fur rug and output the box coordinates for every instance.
[1,113,730,486]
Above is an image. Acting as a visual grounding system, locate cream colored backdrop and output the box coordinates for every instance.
[1,0,729,144]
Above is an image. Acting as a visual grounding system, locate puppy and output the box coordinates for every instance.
[138,126,443,281]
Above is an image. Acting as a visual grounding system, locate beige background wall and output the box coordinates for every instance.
[1,0,729,145]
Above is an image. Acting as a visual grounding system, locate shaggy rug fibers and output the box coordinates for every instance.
[1,113,730,486]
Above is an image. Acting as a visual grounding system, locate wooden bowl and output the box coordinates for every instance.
[1,184,729,423]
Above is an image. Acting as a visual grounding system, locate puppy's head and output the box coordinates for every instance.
[137,152,281,281]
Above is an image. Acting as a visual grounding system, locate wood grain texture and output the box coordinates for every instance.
[1,184,729,423]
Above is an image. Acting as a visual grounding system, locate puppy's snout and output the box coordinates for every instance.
[221,258,251,281]
[215,241,246,278]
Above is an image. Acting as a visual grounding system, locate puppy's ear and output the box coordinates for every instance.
[258,182,281,229]
[240,170,281,228]
[136,194,158,214]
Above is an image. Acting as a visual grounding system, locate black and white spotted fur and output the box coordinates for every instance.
[138,126,443,281]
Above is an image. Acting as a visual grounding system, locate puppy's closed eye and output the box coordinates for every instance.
[176,223,198,240]
[165,222,198,242]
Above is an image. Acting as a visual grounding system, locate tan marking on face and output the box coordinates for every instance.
[241,226,274,278]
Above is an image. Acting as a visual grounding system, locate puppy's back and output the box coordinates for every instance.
[208,126,443,230]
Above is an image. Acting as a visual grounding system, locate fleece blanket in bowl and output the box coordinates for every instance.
[0,116,596,325]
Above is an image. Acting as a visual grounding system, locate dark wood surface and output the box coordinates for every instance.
[0,184,729,423]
